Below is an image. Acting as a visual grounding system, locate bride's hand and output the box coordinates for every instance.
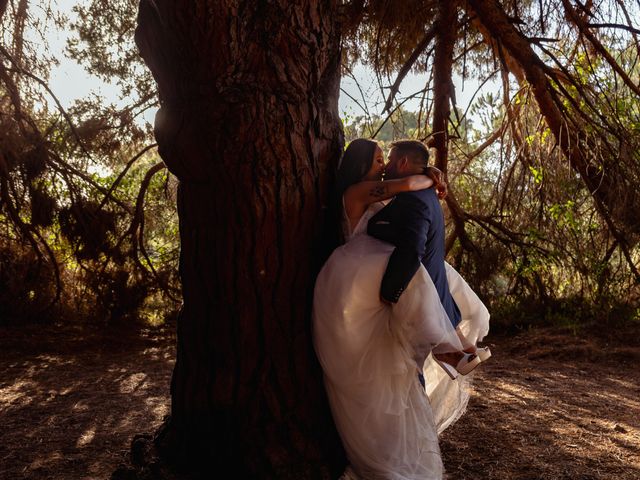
[426,166,448,199]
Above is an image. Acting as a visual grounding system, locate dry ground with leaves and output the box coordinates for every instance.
[1,323,639,479]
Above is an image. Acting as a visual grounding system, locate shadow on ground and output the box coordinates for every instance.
[1,324,639,479]
[0,325,174,480]
[441,327,640,480]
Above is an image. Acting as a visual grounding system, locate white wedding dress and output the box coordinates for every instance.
[313,201,490,480]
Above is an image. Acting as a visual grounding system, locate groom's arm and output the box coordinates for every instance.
[367,193,431,303]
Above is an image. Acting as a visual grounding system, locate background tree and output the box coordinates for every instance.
[346,0,640,319]
[0,0,179,325]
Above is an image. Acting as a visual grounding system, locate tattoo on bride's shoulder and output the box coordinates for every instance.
[369,185,387,198]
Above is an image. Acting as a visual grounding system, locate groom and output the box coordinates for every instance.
[367,139,461,327]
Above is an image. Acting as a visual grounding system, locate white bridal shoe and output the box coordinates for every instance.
[462,345,492,362]
[433,352,481,380]
[475,346,492,362]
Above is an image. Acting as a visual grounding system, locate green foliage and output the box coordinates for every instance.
[68,0,154,99]
[0,1,178,326]
[2,0,640,330]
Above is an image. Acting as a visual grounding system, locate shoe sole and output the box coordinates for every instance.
[477,347,492,362]
[457,354,481,375]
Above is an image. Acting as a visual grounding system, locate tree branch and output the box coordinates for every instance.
[383,24,437,113]
[587,22,640,36]
[0,45,95,160]
[561,0,640,98]
[97,143,158,211]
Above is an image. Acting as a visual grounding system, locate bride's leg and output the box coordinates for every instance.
[456,326,476,352]
[445,261,490,347]
[391,266,464,366]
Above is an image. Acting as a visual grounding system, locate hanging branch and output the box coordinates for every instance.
[613,0,640,58]
[462,0,640,283]
[341,64,374,134]
[534,42,623,134]
[0,62,131,213]
[454,68,500,129]
[464,0,632,230]
[127,161,180,301]
[416,68,435,141]
[561,0,640,98]
[586,22,640,36]
[47,152,134,213]
[467,213,553,254]
[383,24,437,113]
[97,143,158,211]
[371,86,429,139]
[339,88,369,118]
[0,45,95,161]
[454,120,507,167]
[0,153,62,310]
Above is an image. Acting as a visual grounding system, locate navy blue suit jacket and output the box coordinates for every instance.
[367,187,461,327]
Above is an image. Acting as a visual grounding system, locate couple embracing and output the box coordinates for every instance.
[313,139,491,479]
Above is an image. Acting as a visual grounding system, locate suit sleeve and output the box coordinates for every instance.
[367,194,431,303]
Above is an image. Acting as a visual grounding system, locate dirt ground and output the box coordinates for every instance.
[0,325,174,480]
[440,324,640,480]
[1,323,639,480]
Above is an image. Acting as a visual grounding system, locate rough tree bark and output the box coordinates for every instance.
[120,1,346,478]
[430,0,456,172]
[0,0,8,21]
[429,0,476,255]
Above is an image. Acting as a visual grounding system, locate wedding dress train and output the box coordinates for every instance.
[313,201,490,479]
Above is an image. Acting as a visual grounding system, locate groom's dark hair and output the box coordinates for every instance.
[390,140,429,169]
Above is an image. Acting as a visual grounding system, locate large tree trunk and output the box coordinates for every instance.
[128,1,345,477]
[0,0,8,21]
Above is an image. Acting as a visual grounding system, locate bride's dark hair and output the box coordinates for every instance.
[318,138,378,247]
[314,139,378,266]
[335,138,379,201]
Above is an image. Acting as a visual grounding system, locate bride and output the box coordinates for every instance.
[313,138,490,479]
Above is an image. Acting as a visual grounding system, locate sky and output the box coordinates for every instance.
[339,63,495,119]
[28,1,638,135]
[46,53,496,130]
[38,5,497,129]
